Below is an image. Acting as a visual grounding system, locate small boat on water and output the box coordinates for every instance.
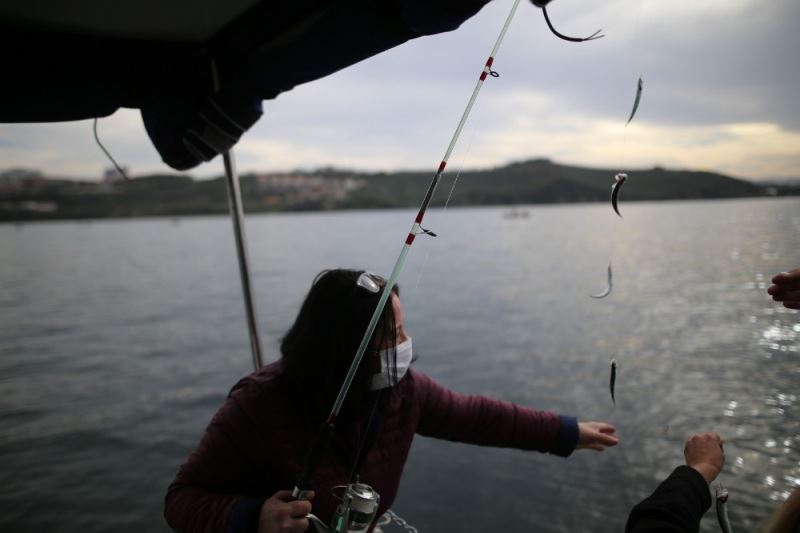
[502,206,531,219]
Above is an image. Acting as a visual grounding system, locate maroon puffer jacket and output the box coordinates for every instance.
[164,362,578,532]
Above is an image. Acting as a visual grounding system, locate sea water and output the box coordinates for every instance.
[1,197,798,532]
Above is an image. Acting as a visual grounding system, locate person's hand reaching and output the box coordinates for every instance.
[576,421,619,451]
[768,268,800,310]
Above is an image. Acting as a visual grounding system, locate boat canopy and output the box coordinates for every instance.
[1,0,494,170]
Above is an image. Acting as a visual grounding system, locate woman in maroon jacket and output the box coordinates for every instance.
[164,269,619,532]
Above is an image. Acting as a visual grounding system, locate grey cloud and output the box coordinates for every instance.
[503,0,800,129]
[213,0,800,177]
[353,0,800,129]
[2,0,798,178]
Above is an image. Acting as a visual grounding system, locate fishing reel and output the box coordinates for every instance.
[307,479,381,533]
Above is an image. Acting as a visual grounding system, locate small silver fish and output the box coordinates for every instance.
[611,173,627,218]
[715,484,733,533]
[591,263,613,299]
[626,76,643,125]
[609,358,617,405]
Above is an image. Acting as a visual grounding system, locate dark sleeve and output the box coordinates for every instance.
[625,465,712,533]
[226,497,265,533]
[164,381,267,533]
[413,370,578,456]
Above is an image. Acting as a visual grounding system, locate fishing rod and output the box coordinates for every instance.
[292,0,524,519]
[292,1,606,530]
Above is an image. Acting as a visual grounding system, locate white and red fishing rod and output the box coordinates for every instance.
[293,0,525,505]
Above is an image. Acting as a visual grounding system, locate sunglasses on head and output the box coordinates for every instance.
[356,271,385,294]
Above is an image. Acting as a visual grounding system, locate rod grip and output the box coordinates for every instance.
[293,422,334,498]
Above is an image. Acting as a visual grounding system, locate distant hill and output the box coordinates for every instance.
[0,159,793,221]
[341,159,768,208]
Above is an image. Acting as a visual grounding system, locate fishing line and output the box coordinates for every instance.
[618,0,646,173]
[439,115,484,211]
[584,4,640,303]
[93,118,131,181]
[346,389,383,483]
[619,120,629,170]
[618,75,642,174]
[603,0,646,403]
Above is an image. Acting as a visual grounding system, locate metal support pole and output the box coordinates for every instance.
[222,148,264,370]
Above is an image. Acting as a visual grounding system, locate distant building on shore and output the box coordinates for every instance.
[1,168,41,190]
[254,172,364,206]
[103,166,129,184]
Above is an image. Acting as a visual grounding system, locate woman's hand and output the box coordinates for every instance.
[258,490,314,533]
[576,421,619,451]
[768,268,800,309]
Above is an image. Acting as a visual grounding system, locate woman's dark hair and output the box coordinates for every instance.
[280,269,399,422]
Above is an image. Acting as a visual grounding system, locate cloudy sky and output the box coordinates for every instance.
[2,0,799,181]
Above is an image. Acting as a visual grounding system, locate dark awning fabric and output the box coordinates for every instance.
[1,0,494,170]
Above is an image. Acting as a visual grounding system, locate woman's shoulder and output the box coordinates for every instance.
[405,367,438,390]
[228,360,287,402]
[398,367,440,403]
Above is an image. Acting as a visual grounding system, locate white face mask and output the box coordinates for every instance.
[370,338,413,390]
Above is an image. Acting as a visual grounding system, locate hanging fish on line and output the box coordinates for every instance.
[716,484,734,533]
[418,226,437,237]
[609,358,617,406]
[626,76,644,125]
[591,263,613,299]
[611,173,627,217]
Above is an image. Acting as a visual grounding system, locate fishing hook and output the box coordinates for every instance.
[542,6,604,43]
